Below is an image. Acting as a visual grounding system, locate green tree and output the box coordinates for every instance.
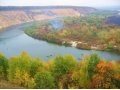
[0,53,8,80]
[52,55,77,79]
[29,57,44,77]
[72,54,100,88]
[8,52,33,87]
[88,53,100,79]
[77,54,90,88]
[51,55,77,88]
[34,71,55,89]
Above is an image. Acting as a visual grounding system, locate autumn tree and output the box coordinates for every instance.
[70,54,100,88]
[8,52,36,88]
[112,61,120,88]
[91,61,117,89]
[75,54,90,88]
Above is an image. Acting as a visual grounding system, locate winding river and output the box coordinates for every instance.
[0,22,120,61]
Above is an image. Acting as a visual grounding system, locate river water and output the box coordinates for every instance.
[0,22,120,61]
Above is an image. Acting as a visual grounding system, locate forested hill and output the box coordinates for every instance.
[105,15,120,26]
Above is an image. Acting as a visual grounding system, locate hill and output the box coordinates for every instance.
[0,6,97,29]
[105,15,120,26]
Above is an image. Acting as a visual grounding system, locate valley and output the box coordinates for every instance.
[25,11,120,53]
[0,6,120,89]
[0,6,96,30]
[0,6,120,60]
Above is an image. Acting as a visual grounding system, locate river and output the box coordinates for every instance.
[0,22,120,61]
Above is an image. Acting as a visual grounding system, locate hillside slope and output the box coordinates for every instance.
[0,6,96,29]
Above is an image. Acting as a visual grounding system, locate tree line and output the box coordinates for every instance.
[0,52,120,89]
[25,15,120,52]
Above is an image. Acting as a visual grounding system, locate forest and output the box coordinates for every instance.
[25,11,120,53]
[0,52,120,89]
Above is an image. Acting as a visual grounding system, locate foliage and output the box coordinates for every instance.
[76,55,90,88]
[0,52,120,89]
[8,52,32,84]
[88,53,100,79]
[8,52,42,88]
[29,57,44,77]
[51,55,77,88]
[52,55,77,79]
[0,53,8,80]
[34,71,55,89]
[91,61,117,88]
[25,15,120,52]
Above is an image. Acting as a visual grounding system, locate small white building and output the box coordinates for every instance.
[70,41,77,47]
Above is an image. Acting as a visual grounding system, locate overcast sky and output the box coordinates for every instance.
[0,0,120,8]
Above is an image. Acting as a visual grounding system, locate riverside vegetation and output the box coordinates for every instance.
[0,7,120,89]
[25,11,120,53]
[0,52,120,89]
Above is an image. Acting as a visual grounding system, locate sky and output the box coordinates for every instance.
[0,0,120,8]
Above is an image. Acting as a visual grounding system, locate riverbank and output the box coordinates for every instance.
[0,21,120,60]
[25,31,120,54]
[25,27,120,54]
[0,21,32,32]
